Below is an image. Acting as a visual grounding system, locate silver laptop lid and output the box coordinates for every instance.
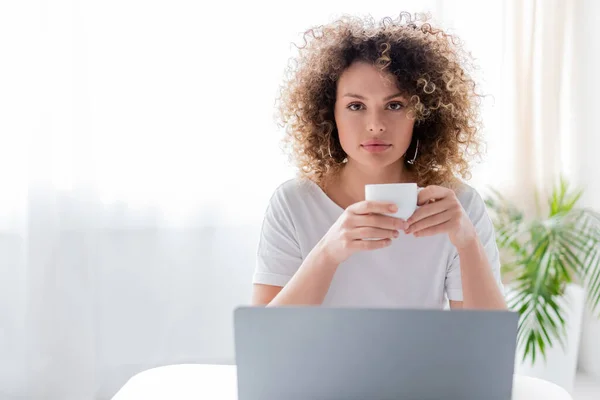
[234,307,518,400]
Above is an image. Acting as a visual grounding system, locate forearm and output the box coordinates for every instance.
[457,237,507,310]
[268,242,339,306]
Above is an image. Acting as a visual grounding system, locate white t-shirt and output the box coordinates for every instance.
[253,178,503,309]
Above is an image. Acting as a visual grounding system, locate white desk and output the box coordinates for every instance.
[112,364,573,400]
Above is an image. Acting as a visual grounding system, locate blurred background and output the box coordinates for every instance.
[1,0,599,399]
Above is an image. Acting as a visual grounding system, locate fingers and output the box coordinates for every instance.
[352,238,392,250]
[410,220,454,237]
[355,213,406,230]
[349,227,399,240]
[406,210,452,235]
[407,197,451,225]
[417,185,452,206]
[348,200,398,215]
[346,201,407,232]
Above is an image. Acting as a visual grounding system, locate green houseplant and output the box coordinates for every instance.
[485,176,600,364]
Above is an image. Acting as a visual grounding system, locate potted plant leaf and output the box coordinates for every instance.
[485,176,600,392]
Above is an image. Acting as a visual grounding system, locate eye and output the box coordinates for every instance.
[388,102,405,111]
[347,103,364,111]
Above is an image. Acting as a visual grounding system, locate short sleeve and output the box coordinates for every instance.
[253,187,303,287]
[445,189,504,301]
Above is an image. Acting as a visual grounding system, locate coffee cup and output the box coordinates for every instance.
[365,183,420,221]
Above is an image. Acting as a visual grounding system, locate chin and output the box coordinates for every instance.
[352,154,404,169]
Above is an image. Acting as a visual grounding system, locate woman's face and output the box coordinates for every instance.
[333,61,415,170]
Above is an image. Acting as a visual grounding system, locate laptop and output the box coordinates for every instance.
[234,307,519,400]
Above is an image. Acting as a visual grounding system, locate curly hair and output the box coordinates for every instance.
[275,12,485,190]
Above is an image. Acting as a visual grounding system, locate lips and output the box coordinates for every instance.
[361,140,390,146]
[361,143,391,153]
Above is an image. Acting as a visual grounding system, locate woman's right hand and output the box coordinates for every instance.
[318,200,408,265]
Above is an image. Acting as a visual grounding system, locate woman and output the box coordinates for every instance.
[252,12,506,310]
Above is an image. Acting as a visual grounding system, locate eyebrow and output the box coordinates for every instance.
[343,92,406,101]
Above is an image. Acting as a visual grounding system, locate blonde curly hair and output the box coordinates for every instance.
[275,12,485,190]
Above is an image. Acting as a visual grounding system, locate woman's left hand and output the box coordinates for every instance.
[405,185,477,250]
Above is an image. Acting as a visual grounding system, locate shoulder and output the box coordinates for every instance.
[450,180,488,216]
[260,177,322,241]
[269,176,315,204]
[265,176,318,215]
[453,180,482,203]
[449,180,493,227]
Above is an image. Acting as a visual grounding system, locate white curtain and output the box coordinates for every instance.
[1,1,595,399]
[499,0,578,214]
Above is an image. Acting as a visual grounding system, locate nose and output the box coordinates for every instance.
[367,111,386,133]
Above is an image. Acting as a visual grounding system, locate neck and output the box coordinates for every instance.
[337,159,414,202]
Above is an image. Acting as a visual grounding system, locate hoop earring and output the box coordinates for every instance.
[327,133,347,164]
[406,139,419,165]
[328,140,344,163]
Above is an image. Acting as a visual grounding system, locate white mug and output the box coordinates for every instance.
[365,183,421,221]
